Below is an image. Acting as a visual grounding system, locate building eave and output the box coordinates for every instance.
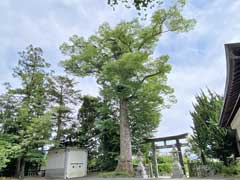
[219,43,240,127]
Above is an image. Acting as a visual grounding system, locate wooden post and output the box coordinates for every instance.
[151,142,159,178]
[176,139,185,175]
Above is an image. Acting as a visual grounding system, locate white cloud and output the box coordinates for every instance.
[0,0,136,93]
[155,0,240,137]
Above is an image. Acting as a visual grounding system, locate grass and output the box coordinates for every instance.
[98,171,134,178]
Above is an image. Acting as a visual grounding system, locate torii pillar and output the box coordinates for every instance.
[176,139,185,175]
[151,142,159,178]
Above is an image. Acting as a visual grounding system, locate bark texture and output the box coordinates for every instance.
[200,151,206,165]
[17,157,25,180]
[116,98,134,173]
[56,113,62,141]
[15,157,21,178]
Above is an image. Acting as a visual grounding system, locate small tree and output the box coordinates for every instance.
[190,90,238,165]
[61,1,195,173]
[77,96,102,149]
[48,75,81,142]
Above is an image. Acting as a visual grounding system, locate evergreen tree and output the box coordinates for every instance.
[0,45,52,179]
[48,75,81,142]
[77,96,120,171]
[190,90,238,165]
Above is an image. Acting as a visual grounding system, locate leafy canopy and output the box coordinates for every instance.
[61,1,195,102]
[60,2,195,160]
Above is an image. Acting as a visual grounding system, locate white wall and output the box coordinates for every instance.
[46,149,65,169]
[231,107,240,154]
[231,107,240,136]
[66,149,88,178]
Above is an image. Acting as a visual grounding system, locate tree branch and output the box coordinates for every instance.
[140,71,162,83]
[137,16,168,51]
[127,71,162,100]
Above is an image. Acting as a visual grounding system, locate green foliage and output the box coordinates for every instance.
[0,1,196,174]
[206,161,224,174]
[206,161,240,176]
[63,96,120,171]
[107,0,187,13]
[190,89,238,165]
[76,96,102,147]
[0,45,52,178]
[158,163,172,174]
[108,0,161,10]
[96,118,120,171]
[98,171,134,177]
[157,154,173,163]
[61,4,195,171]
[157,155,173,175]
[0,136,21,170]
[221,162,240,176]
[48,75,81,142]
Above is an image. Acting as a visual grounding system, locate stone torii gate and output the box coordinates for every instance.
[145,133,188,177]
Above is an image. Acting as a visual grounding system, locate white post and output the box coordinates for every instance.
[64,147,69,180]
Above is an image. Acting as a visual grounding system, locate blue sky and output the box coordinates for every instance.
[0,0,240,138]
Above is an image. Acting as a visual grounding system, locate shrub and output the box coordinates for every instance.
[207,161,224,174]
[206,161,240,176]
[158,163,172,175]
[221,162,240,176]
[157,155,173,164]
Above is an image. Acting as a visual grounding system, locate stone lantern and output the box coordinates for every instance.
[136,150,148,178]
[171,146,184,178]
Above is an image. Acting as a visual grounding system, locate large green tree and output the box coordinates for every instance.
[60,1,195,173]
[190,90,238,165]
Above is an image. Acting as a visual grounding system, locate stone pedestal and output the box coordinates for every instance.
[171,147,184,178]
[136,150,148,178]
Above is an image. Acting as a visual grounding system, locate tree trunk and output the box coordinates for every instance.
[18,157,25,180]
[15,157,21,178]
[19,158,25,180]
[200,151,206,165]
[116,98,133,174]
[56,113,62,141]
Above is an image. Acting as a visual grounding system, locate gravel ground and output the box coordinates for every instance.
[22,176,239,180]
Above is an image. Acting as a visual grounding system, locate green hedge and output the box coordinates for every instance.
[158,163,172,174]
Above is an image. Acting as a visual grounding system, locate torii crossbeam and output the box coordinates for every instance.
[145,133,188,177]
